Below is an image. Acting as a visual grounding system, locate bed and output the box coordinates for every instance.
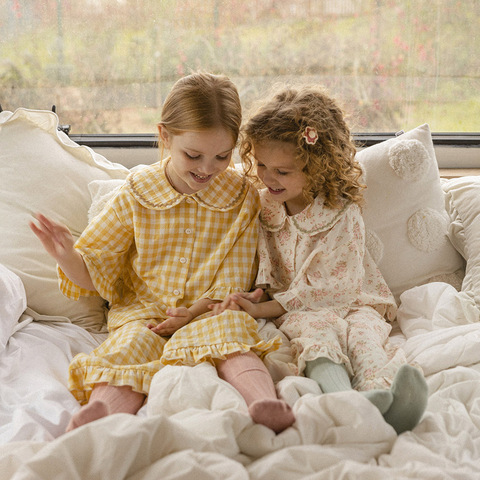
[1,108,479,479]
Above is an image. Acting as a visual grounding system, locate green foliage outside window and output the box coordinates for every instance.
[1,0,479,134]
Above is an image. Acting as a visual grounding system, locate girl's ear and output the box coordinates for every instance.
[158,124,171,148]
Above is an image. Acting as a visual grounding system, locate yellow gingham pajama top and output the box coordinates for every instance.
[59,159,281,404]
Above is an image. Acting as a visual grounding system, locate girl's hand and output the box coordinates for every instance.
[147,307,193,336]
[29,213,76,263]
[208,295,240,316]
[30,213,96,291]
[209,288,265,317]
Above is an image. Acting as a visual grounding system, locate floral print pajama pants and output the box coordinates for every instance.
[275,305,407,391]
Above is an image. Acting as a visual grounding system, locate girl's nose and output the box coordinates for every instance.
[198,158,217,175]
[199,158,221,175]
[261,169,275,185]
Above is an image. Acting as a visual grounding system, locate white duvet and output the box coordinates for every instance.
[1,282,480,479]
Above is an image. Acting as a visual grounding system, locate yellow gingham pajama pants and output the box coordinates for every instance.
[69,311,281,404]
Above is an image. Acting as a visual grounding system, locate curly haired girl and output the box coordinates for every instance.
[213,84,428,434]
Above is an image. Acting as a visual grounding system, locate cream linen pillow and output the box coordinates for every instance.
[442,176,480,320]
[0,108,130,332]
[357,124,465,302]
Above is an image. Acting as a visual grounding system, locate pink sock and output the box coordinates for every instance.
[66,400,110,432]
[248,399,296,434]
[66,384,146,432]
[216,351,295,433]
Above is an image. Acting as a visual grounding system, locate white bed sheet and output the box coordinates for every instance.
[1,282,480,479]
[0,320,107,443]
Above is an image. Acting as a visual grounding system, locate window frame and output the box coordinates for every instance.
[69,132,480,148]
[69,132,480,172]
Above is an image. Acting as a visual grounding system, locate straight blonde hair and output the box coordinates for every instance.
[159,72,242,147]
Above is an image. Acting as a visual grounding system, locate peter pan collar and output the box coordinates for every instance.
[127,158,248,211]
[259,188,350,235]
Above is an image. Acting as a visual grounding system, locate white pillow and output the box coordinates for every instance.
[0,108,130,332]
[442,176,480,320]
[0,264,27,350]
[357,124,465,302]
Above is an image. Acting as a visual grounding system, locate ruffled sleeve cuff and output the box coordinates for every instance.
[273,289,305,312]
[57,266,99,300]
[274,284,358,313]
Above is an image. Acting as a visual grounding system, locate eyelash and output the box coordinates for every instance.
[257,164,288,175]
[185,153,229,161]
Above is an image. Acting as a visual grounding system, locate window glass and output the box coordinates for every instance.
[1,0,478,134]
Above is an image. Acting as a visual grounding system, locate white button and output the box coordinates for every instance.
[185,228,192,234]
[180,257,187,264]
[173,289,181,296]
[186,198,194,204]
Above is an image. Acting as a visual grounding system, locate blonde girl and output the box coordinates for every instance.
[31,72,294,434]
[214,84,428,434]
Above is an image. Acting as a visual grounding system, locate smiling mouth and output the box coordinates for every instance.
[191,172,212,182]
[268,186,285,194]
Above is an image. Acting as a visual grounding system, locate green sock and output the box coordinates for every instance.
[362,389,393,414]
[305,357,351,392]
[305,357,393,414]
[383,364,428,434]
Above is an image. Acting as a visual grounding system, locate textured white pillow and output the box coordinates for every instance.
[357,124,465,302]
[0,264,27,349]
[0,108,130,332]
[87,179,126,222]
[442,176,480,320]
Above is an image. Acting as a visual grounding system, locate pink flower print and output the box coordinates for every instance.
[330,261,348,279]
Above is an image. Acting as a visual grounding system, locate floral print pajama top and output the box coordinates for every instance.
[256,189,406,390]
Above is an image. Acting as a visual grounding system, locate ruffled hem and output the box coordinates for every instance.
[352,357,416,392]
[292,343,353,377]
[355,374,393,391]
[161,337,282,367]
[68,354,162,404]
[355,362,425,391]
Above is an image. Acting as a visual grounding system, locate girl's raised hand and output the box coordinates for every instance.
[30,213,96,291]
[29,213,76,263]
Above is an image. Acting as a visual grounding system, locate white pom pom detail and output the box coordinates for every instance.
[389,139,430,181]
[407,208,448,252]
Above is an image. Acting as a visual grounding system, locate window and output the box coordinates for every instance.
[1,0,479,136]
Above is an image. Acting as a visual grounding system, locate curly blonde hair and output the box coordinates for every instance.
[240,84,364,209]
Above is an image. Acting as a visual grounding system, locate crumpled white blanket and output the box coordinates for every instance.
[398,282,480,375]
[1,282,480,479]
[4,367,396,480]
